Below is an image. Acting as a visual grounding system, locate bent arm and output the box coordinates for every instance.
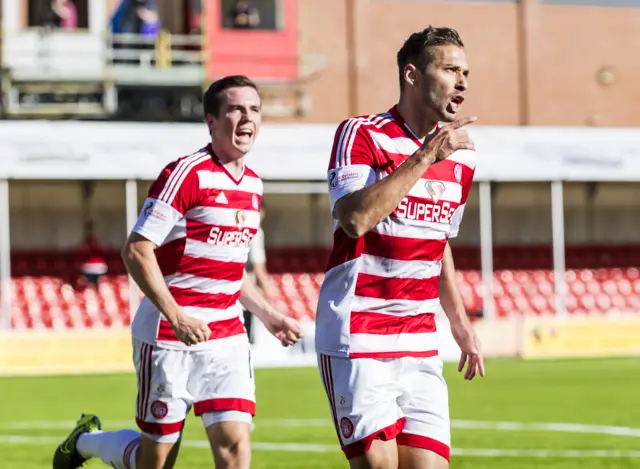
[438,242,468,326]
[121,232,183,325]
[335,150,435,238]
[239,270,280,323]
[252,262,275,296]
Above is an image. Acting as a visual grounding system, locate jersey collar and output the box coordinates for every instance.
[389,105,441,144]
[206,144,245,185]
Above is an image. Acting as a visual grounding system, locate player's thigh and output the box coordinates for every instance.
[397,445,448,469]
[132,339,191,444]
[137,434,182,469]
[348,439,399,469]
[188,343,256,417]
[397,356,451,464]
[193,345,254,469]
[205,418,252,469]
[318,354,404,461]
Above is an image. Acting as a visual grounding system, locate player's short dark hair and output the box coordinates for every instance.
[202,75,260,118]
[396,26,465,89]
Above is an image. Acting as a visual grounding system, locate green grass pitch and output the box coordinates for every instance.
[2,357,639,468]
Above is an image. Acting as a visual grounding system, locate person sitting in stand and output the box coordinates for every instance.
[228,0,260,29]
[78,220,108,289]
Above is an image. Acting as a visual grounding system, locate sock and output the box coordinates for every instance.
[77,429,141,469]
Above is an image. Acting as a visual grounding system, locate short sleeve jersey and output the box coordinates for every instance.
[315,106,476,358]
[131,144,264,351]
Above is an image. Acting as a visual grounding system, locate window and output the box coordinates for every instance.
[221,0,282,30]
[28,0,89,30]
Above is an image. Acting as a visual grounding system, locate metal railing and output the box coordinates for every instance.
[0,28,316,117]
[105,31,205,68]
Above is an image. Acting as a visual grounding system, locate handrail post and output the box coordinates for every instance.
[156,30,171,68]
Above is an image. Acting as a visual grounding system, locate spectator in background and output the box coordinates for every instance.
[110,0,160,38]
[41,0,78,30]
[110,0,160,65]
[244,203,277,342]
[188,0,203,34]
[137,0,161,40]
[228,0,260,29]
[78,220,108,289]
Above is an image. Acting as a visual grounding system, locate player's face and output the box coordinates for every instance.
[416,45,469,123]
[207,86,262,159]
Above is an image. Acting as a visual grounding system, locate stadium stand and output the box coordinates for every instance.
[4,245,639,330]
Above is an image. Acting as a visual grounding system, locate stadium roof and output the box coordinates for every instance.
[0,120,639,182]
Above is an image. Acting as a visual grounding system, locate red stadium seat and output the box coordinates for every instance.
[6,245,640,329]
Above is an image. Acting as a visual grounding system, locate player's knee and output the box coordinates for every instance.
[206,417,252,469]
[136,434,180,469]
[136,448,173,469]
[366,440,398,469]
[214,437,251,469]
[367,451,396,469]
[352,440,397,469]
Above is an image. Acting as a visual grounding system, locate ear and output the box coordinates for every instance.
[403,63,418,87]
[204,113,216,136]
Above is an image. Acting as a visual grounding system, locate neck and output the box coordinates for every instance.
[396,94,439,140]
[211,141,245,179]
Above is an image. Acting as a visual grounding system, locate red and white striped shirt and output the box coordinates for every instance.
[315,106,476,359]
[131,144,263,350]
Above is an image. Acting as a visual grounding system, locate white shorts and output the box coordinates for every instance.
[133,338,255,442]
[318,354,450,461]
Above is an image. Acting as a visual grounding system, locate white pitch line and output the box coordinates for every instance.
[452,420,640,438]
[2,419,640,438]
[449,449,640,458]
[0,419,331,430]
[1,435,640,458]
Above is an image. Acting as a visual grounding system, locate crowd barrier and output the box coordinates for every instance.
[1,312,639,376]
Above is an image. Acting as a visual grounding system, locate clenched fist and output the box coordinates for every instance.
[171,315,211,346]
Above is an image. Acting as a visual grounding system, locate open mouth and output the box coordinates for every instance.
[235,128,254,139]
[451,95,465,106]
[448,95,465,113]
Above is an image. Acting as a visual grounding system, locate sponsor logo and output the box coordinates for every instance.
[150,400,168,419]
[395,197,456,224]
[329,169,362,189]
[215,191,229,204]
[207,226,255,248]
[142,200,167,221]
[142,200,154,217]
[340,417,354,439]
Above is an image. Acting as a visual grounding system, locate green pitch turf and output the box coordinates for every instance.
[2,357,639,468]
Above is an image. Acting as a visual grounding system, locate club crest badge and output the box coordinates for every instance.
[340,417,354,439]
[424,181,446,203]
[150,400,168,419]
[236,210,246,229]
